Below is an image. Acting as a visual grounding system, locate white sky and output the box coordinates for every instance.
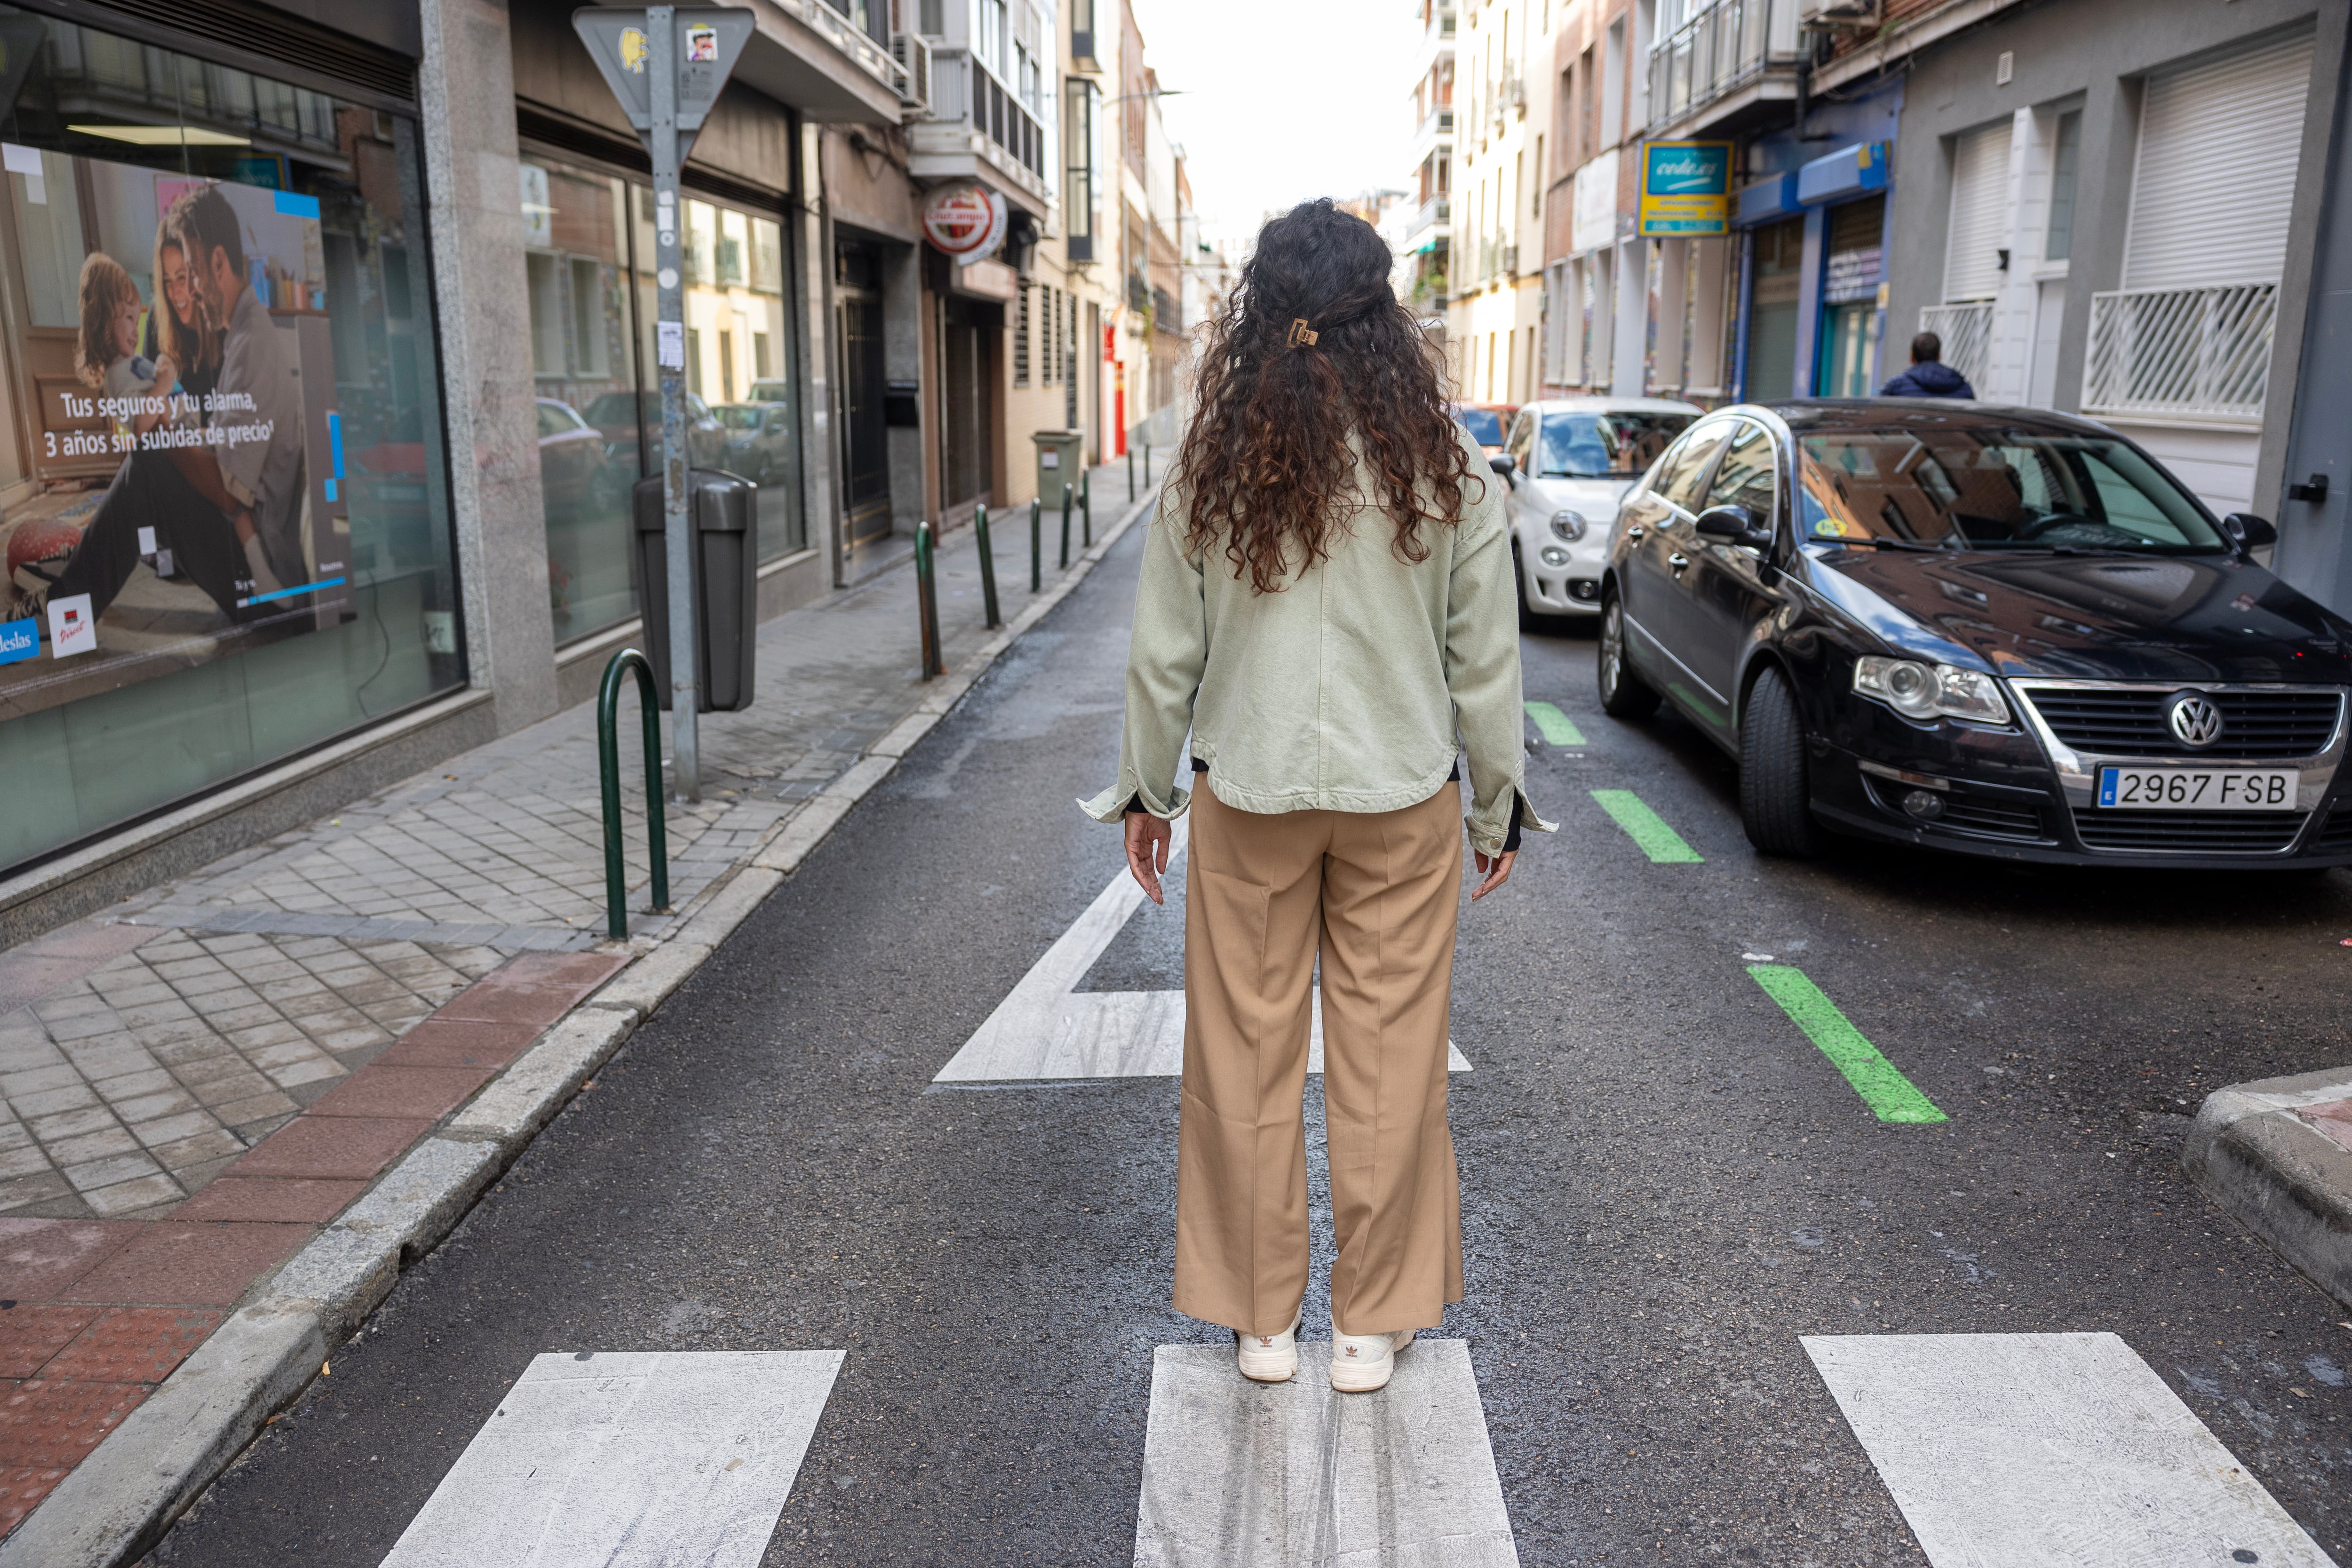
[1127,0,1422,251]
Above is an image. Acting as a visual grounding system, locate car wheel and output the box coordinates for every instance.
[1512,541,1539,632]
[1596,594,1659,718]
[1739,664,1823,858]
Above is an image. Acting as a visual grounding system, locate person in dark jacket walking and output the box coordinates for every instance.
[1878,331,1976,398]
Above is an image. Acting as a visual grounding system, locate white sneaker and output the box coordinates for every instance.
[1235,1311,1302,1383]
[1330,1328,1415,1393]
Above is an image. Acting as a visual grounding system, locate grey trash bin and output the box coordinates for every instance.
[1031,429,1085,509]
[632,468,758,713]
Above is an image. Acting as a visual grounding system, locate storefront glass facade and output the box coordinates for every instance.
[523,148,804,645]
[0,7,460,873]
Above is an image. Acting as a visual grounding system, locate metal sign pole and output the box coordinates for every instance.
[648,8,700,802]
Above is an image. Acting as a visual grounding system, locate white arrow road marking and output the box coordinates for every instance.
[938,820,1472,1082]
[1804,1332,2336,1568]
[1133,1339,1518,1568]
[377,1350,843,1568]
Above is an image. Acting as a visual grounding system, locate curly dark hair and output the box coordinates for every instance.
[1169,199,1477,594]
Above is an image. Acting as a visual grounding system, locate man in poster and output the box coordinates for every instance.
[38,184,307,630]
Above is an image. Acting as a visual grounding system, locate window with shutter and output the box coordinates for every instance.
[2124,33,2314,290]
[1943,120,2012,303]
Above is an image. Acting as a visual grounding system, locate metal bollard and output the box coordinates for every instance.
[597,648,670,939]
[915,522,946,678]
[1128,446,1135,502]
[1029,497,1042,593]
[975,503,1001,629]
[1082,470,1092,547]
[1059,487,1072,569]
[1144,440,1151,486]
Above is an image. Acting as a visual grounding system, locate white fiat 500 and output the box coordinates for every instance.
[1496,398,1701,624]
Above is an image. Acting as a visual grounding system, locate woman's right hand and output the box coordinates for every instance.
[1126,810,1173,905]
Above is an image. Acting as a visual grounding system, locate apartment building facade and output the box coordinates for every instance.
[1447,0,1554,404]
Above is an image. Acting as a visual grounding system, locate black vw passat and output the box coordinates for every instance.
[1590,400,2352,868]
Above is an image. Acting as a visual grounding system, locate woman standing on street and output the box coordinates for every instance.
[1083,199,1548,1393]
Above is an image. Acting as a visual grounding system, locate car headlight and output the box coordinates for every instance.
[1549,510,1587,542]
[1852,656,2011,724]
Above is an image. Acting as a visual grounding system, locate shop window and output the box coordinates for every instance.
[0,11,460,874]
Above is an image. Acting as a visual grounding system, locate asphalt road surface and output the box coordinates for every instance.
[146,522,2352,1566]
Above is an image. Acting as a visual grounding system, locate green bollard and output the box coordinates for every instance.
[1060,487,1072,569]
[1128,446,1135,502]
[1029,497,1042,593]
[597,648,669,939]
[915,522,945,678]
[975,503,1001,629]
[1144,440,1151,486]
[1082,470,1092,547]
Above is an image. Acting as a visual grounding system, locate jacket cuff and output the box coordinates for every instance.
[1466,784,1556,856]
[1080,778,1192,824]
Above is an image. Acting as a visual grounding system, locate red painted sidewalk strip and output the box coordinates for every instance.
[0,948,625,1537]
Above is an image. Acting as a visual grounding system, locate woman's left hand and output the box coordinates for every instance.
[1470,848,1515,900]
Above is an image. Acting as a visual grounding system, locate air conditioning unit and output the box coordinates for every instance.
[892,32,933,114]
[1796,0,1879,28]
[1501,243,1518,277]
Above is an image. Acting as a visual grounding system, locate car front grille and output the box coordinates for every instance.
[2071,810,2308,854]
[2020,686,2343,760]
[1935,797,2046,841]
[2313,805,2352,852]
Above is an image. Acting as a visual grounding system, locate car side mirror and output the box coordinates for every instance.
[1694,503,1773,551]
[1490,453,1517,477]
[2221,512,2277,549]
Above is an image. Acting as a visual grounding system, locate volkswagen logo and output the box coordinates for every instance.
[2166,691,2225,748]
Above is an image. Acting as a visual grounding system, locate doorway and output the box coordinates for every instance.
[835,241,891,546]
[941,295,999,509]
[1744,217,1803,400]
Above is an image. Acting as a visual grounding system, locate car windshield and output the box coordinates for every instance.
[711,405,763,430]
[583,392,711,427]
[1455,408,1504,446]
[1797,428,2229,553]
[1536,412,1694,478]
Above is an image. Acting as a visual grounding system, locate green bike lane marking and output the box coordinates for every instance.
[1524,701,1585,746]
[1589,789,1703,863]
[1747,965,1949,1124]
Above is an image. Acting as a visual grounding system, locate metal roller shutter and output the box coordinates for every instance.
[1943,119,2012,302]
[2125,33,2315,289]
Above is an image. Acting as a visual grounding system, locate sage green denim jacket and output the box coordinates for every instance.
[1081,430,1553,857]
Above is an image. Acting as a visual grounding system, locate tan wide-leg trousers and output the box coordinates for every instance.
[1174,780,1465,1338]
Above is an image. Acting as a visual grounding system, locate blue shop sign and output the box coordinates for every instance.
[0,618,35,666]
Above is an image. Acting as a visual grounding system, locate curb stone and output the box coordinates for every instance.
[2183,1065,2352,1312]
[0,483,1163,1568]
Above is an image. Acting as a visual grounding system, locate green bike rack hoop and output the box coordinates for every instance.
[598,648,671,939]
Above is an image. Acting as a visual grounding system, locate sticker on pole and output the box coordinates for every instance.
[658,321,686,371]
[572,8,754,154]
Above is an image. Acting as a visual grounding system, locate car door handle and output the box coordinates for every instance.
[1668,552,1691,573]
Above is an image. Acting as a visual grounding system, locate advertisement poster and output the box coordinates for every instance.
[0,146,350,723]
[1637,141,1733,237]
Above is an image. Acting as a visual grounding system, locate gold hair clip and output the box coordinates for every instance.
[1287,318,1319,348]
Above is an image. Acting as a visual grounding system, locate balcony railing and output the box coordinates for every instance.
[1647,0,1796,132]
[1406,195,1452,242]
[2084,283,2278,424]
[787,0,909,98]
[1413,105,1455,145]
[1917,302,1994,393]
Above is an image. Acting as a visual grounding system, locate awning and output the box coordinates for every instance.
[1735,172,1799,226]
[1796,141,1890,206]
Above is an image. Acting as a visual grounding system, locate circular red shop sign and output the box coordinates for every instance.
[924,187,1000,257]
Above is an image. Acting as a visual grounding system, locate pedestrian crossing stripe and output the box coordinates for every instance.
[377,1350,843,1568]
[936,821,1472,1082]
[1524,701,1585,747]
[1133,1338,1517,1567]
[1807,1332,2334,1567]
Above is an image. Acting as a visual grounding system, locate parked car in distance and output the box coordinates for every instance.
[535,398,621,514]
[1493,397,1700,624]
[1451,402,1517,457]
[710,402,795,487]
[1597,398,2352,869]
[581,390,727,473]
